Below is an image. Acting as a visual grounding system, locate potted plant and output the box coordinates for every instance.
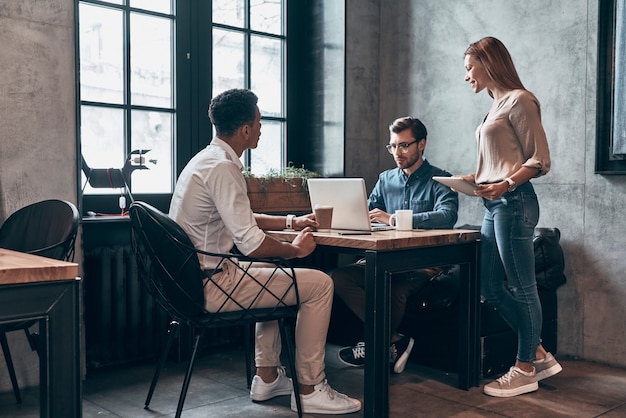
[244,163,320,213]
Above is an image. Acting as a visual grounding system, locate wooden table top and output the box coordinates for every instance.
[0,248,79,285]
[266,228,480,251]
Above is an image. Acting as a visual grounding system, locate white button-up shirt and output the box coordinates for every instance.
[169,137,266,269]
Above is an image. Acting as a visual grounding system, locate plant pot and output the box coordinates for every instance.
[246,177,311,213]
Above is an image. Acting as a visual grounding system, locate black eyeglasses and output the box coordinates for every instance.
[386,139,418,154]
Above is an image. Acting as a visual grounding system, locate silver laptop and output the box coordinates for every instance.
[307,178,393,232]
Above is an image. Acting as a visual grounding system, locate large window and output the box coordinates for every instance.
[212,0,287,174]
[78,1,175,200]
[77,0,288,213]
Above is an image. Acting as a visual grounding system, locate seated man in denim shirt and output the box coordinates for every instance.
[332,116,458,373]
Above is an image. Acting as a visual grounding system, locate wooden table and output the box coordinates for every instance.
[267,229,481,418]
[0,249,81,418]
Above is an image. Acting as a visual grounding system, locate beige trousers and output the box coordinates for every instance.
[204,261,333,386]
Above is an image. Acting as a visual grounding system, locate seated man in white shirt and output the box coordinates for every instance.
[169,88,360,415]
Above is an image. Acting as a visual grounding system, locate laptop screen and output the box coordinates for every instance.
[307,178,373,231]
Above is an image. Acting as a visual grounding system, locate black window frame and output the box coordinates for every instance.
[76,1,337,216]
[76,0,179,214]
[75,0,307,215]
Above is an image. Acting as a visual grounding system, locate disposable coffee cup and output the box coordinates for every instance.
[389,209,413,231]
[314,204,333,231]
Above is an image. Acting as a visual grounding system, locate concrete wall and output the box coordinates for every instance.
[0,2,76,215]
[0,1,76,392]
[346,0,626,367]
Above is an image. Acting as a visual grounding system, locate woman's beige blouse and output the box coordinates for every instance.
[474,89,551,185]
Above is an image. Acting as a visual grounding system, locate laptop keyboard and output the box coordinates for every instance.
[371,222,394,231]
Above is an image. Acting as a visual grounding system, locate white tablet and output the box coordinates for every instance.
[432,176,480,196]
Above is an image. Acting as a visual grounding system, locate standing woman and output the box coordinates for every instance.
[462,36,562,397]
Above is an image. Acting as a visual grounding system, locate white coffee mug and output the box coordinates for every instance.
[389,209,413,231]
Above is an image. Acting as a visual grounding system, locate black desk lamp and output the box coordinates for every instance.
[81,149,155,213]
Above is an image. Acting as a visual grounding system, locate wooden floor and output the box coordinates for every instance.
[2,344,626,417]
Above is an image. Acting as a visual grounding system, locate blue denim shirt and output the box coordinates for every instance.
[368,159,459,229]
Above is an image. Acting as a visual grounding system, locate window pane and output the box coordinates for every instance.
[130,110,173,193]
[251,0,282,35]
[213,0,244,28]
[251,35,283,117]
[249,120,283,174]
[79,4,123,104]
[130,13,173,107]
[213,28,245,93]
[130,0,172,14]
[81,106,125,194]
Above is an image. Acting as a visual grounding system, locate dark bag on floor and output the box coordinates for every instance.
[413,265,460,310]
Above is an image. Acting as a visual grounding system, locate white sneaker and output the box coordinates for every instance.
[250,366,293,401]
[390,335,415,374]
[291,379,361,414]
[483,366,538,397]
[533,352,562,381]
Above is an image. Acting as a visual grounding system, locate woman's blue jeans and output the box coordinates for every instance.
[480,182,542,363]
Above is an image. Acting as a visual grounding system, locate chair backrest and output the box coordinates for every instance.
[0,199,79,261]
[129,201,206,321]
[130,201,301,329]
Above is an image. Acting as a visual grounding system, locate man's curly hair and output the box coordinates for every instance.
[208,89,258,137]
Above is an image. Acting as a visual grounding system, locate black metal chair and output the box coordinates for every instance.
[0,199,79,403]
[128,201,303,417]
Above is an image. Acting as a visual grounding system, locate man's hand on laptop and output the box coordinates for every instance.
[369,208,391,225]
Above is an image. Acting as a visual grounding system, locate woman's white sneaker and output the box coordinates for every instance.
[291,379,361,414]
[483,366,538,397]
[533,352,562,381]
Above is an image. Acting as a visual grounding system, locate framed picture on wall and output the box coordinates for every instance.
[596,0,626,174]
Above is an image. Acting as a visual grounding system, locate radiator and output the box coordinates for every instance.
[83,245,169,369]
[83,244,244,369]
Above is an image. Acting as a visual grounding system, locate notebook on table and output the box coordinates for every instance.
[307,178,394,232]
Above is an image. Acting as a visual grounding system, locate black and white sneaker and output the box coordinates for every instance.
[389,335,414,374]
[338,342,366,367]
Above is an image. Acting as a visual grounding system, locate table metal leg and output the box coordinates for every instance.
[357,241,479,418]
[363,251,390,418]
[36,281,82,418]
